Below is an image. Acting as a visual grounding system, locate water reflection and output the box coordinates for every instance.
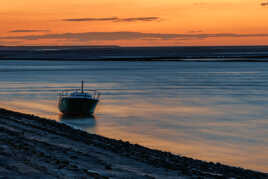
[59,114,97,132]
[2,60,268,172]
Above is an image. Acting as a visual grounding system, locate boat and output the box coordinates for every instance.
[58,81,100,115]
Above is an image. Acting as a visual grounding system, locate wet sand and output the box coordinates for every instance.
[0,107,267,178]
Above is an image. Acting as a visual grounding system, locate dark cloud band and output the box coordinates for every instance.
[2,32,268,41]
[261,2,268,6]
[116,17,160,22]
[63,17,160,22]
[9,30,50,33]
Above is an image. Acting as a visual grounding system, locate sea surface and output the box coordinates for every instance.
[1,59,268,172]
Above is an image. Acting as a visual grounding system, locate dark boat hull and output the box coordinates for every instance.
[58,97,98,115]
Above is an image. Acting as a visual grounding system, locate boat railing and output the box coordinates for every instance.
[58,89,101,100]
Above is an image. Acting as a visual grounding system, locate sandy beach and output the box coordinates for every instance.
[0,107,267,178]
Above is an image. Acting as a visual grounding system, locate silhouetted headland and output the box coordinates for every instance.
[0,107,267,178]
[1,46,268,61]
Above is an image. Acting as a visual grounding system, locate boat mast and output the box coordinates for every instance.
[81,80,84,93]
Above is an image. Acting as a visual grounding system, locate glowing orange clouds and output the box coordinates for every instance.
[1,0,268,46]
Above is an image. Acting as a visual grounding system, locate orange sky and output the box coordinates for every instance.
[0,0,268,46]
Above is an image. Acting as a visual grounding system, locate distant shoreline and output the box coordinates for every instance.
[1,56,268,62]
[0,107,267,178]
[1,45,268,62]
[1,45,268,48]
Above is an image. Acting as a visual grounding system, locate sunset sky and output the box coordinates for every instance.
[1,0,268,46]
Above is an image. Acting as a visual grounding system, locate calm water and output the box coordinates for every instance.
[1,60,268,172]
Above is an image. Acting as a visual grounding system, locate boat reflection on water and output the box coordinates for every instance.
[59,113,97,131]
